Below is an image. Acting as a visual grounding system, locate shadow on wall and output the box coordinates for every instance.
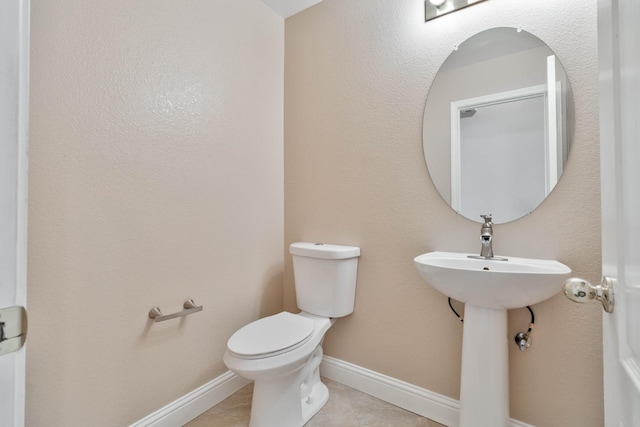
[259,266,285,318]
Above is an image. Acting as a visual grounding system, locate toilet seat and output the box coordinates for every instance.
[227,312,315,359]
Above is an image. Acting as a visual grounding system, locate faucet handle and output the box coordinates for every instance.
[480,214,493,225]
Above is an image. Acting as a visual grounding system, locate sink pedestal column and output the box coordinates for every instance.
[459,305,510,427]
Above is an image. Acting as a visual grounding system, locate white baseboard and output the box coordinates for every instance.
[129,371,251,427]
[130,356,535,427]
[320,356,535,427]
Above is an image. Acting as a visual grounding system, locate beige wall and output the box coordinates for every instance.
[27,0,283,425]
[285,0,602,426]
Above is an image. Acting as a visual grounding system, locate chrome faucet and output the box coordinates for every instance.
[479,214,494,257]
[468,214,508,261]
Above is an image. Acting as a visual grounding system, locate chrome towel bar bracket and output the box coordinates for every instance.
[149,299,203,322]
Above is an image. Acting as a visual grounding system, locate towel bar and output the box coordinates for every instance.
[148,299,203,322]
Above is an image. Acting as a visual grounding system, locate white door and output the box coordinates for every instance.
[598,0,640,425]
[0,0,29,426]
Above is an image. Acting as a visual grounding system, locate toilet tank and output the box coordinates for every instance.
[290,242,360,318]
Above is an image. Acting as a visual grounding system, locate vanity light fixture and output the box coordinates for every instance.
[425,0,487,22]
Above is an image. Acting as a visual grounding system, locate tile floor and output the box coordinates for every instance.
[185,378,446,427]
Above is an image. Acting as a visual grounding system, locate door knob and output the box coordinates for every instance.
[563,276,615,313]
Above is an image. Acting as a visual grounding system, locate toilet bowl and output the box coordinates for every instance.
[224,312,335,427]
[224,242,360,427]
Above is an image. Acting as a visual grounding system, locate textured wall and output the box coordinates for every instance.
[284,0,602,426]
[27,0,283,425]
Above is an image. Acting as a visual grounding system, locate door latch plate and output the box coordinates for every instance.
[0,306,27,356]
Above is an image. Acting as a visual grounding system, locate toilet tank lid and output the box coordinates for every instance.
[290,242,360,259]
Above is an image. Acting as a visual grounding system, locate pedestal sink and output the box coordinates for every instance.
[414,252,571,427]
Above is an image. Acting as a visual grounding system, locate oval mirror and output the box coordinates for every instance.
[423,27,574,224]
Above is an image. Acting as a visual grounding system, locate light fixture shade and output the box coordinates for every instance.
[425,0,487,22]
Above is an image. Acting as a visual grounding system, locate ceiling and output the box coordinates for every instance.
[262,0,325,18]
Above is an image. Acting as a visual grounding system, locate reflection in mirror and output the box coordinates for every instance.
[423,28,573,224]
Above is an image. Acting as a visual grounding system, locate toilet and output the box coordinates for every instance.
[223,242,360,427]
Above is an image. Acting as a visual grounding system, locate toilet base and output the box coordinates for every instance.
[249,379,329,427]
[248,345,327,427]
[301,380,329,423]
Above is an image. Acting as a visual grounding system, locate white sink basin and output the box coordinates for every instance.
[414,251,572,426]
[414,251,572,309]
